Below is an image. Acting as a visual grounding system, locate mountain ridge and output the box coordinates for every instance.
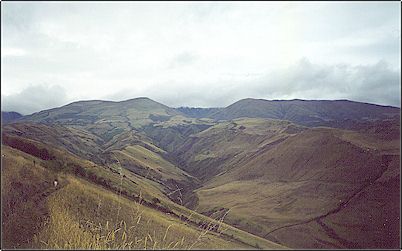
[6,97,400,127]
[233,98,400,108]
[206,98,400,128]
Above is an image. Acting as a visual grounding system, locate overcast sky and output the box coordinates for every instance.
[1,1,401,114]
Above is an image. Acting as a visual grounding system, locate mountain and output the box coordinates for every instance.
[207,98,400,128]
[1,96,400,249]
[21,97,183,128]
[1,111,23,124]
[17,97,401,130]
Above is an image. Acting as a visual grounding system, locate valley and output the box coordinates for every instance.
[1,97,400,249]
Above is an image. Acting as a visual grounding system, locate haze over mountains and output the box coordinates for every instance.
[1,97,400,249]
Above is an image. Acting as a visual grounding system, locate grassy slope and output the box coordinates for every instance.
[192,127,400,248]
[1,142,285,250]
[114,145,191,181]
[1,144,244,249]
[3,122,105,163]
[269,154,400,249]
[2,123,197,201]
[34,175,251,250]
[173,118,301,181]
[1,146,58,249]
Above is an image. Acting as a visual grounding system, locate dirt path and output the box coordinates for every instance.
[17,175,69,248]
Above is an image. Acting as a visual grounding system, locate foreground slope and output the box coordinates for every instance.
[1,146,252,249]
[1,135,285,249]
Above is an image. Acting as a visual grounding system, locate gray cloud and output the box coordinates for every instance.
[1,85,69,115]
[103,59,400,108]
[252,59,401,107]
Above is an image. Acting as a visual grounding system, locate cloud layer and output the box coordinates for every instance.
[1,85,68,115]
[103,59,400,108]
[1,2,401,113]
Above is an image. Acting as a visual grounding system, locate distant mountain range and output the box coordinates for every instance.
[3,98,400,128]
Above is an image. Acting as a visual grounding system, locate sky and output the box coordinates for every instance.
[1,1,401,115]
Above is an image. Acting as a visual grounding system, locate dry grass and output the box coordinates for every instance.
[1,146,58,249]
[115,144,188,180]
[32,176,249,250]
[1,138,284,250]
